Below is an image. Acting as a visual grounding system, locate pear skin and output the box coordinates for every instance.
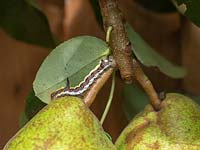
[115,93,200,150]
[4,96,116,150]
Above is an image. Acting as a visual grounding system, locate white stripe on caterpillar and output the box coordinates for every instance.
[51,56,114,99]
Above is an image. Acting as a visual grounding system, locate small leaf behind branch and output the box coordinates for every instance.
[25,89,46,119]
[126,24,186,78]
[122,84,149,121]
[90,0,103,27]
[19,112,29,128]
[33,36,109,103]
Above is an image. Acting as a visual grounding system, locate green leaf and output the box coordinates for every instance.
[19,112,29,128]
[175,0,200,27]
[188,95,200,105]
[193,97,200,104]
[33,36,109,103]
[104,131,113,141]
[20,89,46,127]
[125,24,186,78]
[0,0,55,48]
[122,84,149,121]
[25,89,46,118]
[90,0,103,27]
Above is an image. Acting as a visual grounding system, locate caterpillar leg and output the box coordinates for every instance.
[65,77,71,90]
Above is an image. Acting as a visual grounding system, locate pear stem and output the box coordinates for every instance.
[132,60,161,110]
[100,71,116,124]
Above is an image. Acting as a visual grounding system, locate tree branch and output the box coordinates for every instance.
[98,0,161,110]
[99,0,134,83]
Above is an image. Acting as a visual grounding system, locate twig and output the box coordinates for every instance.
[83,68,114,107]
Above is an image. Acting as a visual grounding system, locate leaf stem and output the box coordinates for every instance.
[106,26,113,43]
[100,71,116,124]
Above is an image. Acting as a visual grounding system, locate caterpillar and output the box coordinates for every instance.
[51,56,114,100]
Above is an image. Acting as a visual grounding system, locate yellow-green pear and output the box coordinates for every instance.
[4,96,116,150]
[116,93,200,150]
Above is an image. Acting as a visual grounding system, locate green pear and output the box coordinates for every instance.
[4,96,116,150]
[116,93,200,150]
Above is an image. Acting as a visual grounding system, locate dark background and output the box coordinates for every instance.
[1,0,200,149]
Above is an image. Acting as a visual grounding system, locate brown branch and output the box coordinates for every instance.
[132,60,161,110]
[98,0,161,110]
[99,0,134,83]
